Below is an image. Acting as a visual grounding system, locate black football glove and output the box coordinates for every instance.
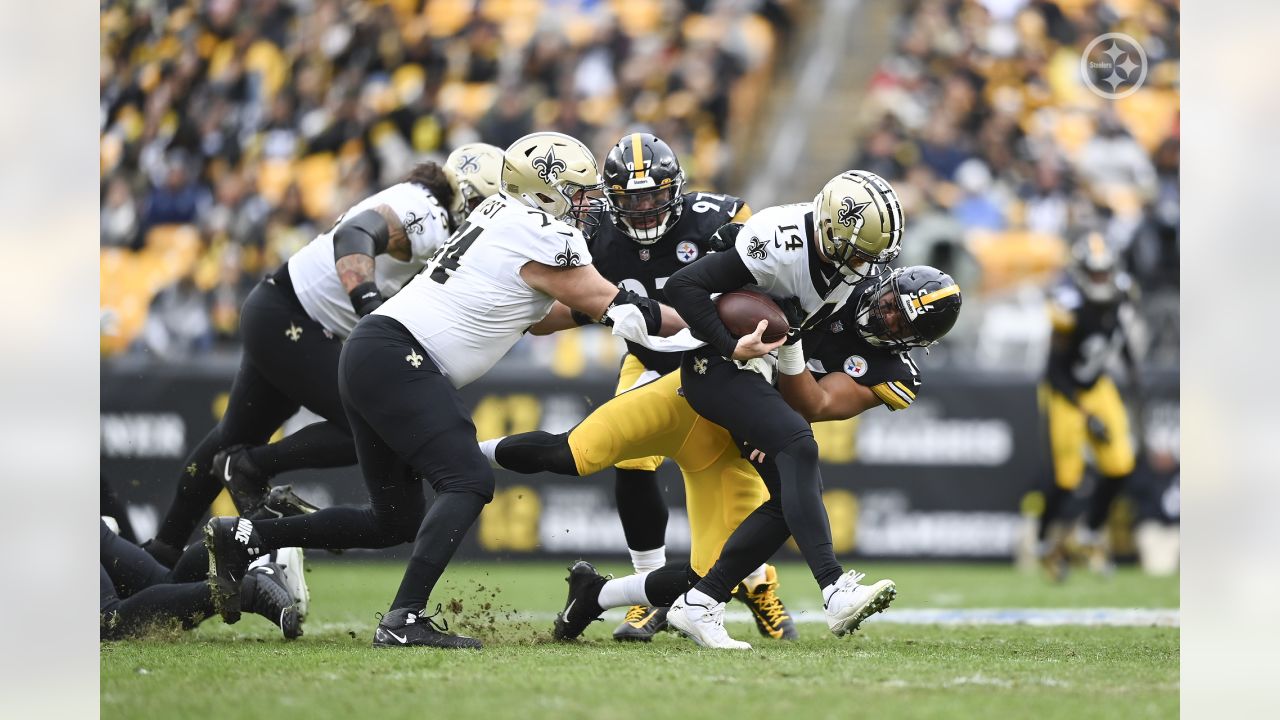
[776,296,805,345]
[603,288,663,334]
[708,222,743,252]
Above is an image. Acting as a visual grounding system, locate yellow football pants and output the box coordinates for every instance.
[611,354,665,472]
[568,368,767,576]
[1044,375,1136,490]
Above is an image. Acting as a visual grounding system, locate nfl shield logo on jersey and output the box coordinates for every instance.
[639,248,650,262]
[676,241,699,263]
[843,355,868,378]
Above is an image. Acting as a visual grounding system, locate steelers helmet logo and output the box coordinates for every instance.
[676,241,699,263]
[843,355,868,378]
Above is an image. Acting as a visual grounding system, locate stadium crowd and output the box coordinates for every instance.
[100,0,1177,373]
[100,0,794,359]
[848,0,1178,367]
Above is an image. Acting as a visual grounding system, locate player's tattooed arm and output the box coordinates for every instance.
[332,206,404,316]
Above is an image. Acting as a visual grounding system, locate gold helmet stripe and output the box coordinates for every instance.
[913,284,960,309]
[631,133,645,179]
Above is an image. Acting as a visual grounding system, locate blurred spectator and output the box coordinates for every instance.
[141,154,210,233]
[101,176,140,249]
[137,277,213,361]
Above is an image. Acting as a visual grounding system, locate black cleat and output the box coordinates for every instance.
[372,606,482,649]
[247,485,322,521]
[203,517,264,623]
[212,445,270,515]
[241,563,302,639]
[732,565,799,640]
[553,561,607,641]
[612,605,669,642]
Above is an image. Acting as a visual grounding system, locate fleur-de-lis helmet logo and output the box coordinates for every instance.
[838,196,870,228]
[531,145,567,183]
[456,153,481,174]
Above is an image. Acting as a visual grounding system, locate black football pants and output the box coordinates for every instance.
[678,351,844,601]
[250,315,493,612]
[100,520,215,639]
[153,268,355,550]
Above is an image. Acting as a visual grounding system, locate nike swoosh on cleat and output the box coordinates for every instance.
[223,457,233,483]
[384,629,408,644]
[259,567,274,575]
[629,610,658,628]
[563,599,576,623]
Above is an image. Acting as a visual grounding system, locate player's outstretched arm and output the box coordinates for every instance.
[777,365,882,423]
[520,262,686,336]
[332,205,409,316]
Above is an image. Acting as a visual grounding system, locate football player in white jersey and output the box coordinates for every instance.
[202,132,686,648]
[658,170,907,648]
[145,145,503,566]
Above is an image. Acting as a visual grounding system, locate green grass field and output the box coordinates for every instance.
[101,560,1179,719]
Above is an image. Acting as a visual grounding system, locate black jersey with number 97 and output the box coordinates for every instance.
[587,191,747,373]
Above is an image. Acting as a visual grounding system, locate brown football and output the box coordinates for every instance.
[715,290,790,343]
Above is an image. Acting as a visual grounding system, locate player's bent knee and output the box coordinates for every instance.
[778,434,820,466]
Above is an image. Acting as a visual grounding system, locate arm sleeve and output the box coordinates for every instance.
[332,209,390,261]
[665,249,757,358]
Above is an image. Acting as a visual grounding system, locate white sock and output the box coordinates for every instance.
[597,572,651,609]
[742,564,768,589]
[685,587,717,608]
[477,438,504,469]
[629,546,666,574]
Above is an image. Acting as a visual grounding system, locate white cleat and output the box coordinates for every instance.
[273,547,310,620]
[668,593,752,650]
[824,571,897,637]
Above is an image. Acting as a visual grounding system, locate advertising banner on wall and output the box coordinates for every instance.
[101,365,1176,561]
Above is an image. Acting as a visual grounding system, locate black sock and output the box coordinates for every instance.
[155,429,228,548]
[642,562,702,607]
[102,583,216,639]
[1038,485,1073,541]
[775,437,843,590]
[254,505,409,551]
[390,492,488,610]
[1086,474,1129,531]
[614,468,668,552]
[695,502,791,603]
[494,431,578,475]
[245,421,357,477]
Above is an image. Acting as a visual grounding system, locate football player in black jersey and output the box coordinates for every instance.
[1037,232,1142,580]
[500,265,960,646]
[572,133,796,641]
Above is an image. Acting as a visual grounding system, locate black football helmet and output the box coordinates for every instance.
[854,266,962,349]
[602,133,686,245]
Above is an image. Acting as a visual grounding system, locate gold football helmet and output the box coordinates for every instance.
[1069,231,1121,302]
[813,170,903,282]
[444,142,504,224]
[500,132,603,224]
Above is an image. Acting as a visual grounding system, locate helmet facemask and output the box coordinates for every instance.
[855,267,961,349]
[606,174,685,245]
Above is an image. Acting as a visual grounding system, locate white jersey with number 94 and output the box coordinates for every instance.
[374,194,593,388]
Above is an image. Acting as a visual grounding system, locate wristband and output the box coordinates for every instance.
[348,281,384,317]
[776,340,805,375]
